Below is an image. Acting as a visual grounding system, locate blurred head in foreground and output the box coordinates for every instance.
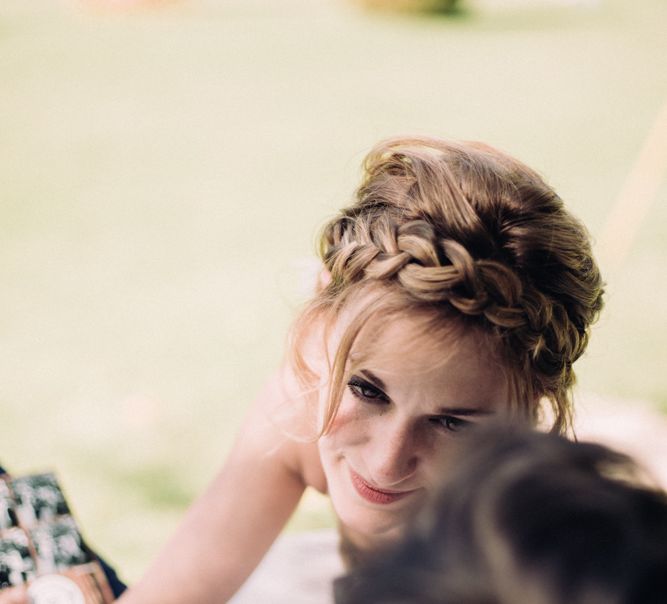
[334,423,667,604]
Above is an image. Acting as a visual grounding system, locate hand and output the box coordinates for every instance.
[0,586,28,604]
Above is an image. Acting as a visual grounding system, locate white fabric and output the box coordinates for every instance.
[230,529,343,604]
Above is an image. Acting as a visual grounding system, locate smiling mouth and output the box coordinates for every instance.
[349,468,419,505]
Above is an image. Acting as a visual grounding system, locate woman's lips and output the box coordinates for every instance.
[349,468,418,505]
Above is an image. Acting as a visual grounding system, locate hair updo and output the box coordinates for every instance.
[290,136,604,434]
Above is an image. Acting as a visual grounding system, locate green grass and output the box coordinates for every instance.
[1,0,666,582]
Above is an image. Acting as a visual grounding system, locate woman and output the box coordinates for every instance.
[115,135,604,602]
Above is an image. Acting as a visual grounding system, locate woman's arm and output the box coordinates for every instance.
[118,371,312,603]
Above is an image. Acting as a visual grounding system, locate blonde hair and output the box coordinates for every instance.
[290,136,604,434]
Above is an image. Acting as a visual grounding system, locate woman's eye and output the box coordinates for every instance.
[430,415,470,433]
[347,377,388,403]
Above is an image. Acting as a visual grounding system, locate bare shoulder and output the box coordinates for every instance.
[294,438,327,495]
[233,365,327,493]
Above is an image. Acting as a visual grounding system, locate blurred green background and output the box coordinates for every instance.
[2,0,666,583]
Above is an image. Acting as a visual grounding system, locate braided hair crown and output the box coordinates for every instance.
[316,136,604,432]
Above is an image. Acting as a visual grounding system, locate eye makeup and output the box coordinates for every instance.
[346,371,490,434]
[347,375,389,404]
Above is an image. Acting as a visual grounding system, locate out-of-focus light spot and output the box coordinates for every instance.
[596,98,667,271]
[120,393,161,431]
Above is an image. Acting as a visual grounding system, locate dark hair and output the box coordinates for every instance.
[334,424,667,604]
[290,137,604,435]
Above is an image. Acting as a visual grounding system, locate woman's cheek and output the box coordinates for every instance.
[323,395,371,448]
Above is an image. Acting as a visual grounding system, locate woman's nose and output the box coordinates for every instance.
[365,421,420,488]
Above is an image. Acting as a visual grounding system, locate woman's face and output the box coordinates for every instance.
[317,316,510,546]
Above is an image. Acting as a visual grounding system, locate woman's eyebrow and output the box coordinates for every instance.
[436,408,495,417]
[357,371,496,416]
[358,369,387,392]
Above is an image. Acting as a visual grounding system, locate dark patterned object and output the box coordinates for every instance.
[0,464,126,599]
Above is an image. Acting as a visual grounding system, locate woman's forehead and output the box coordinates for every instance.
[350,313,499,374]
[323,286,505,376]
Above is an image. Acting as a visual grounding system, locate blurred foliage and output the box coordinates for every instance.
[350,0,461,15]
